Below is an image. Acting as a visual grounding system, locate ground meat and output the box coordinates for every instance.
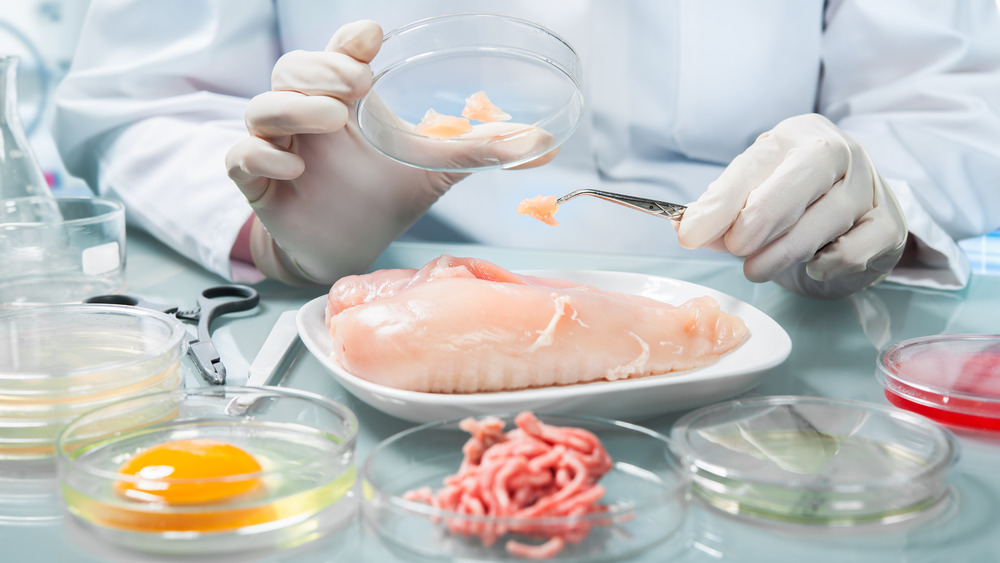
[404,411,613,559]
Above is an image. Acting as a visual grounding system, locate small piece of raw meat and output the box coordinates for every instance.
[414,108,474,139]
[517,195,560,226]
[462,90,512,122]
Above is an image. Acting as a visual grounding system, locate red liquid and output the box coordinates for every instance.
[885,349,1000,431]
[885,389,1000,431]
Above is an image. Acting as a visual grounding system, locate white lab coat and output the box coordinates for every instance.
[54,0,1000,289]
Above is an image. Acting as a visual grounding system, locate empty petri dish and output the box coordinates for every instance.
[670,396,958,526]
[56,387,359,555]
[0,304,186,460]
[877,334,1000,431]
[0,196,126,308]
[357,13,584,172]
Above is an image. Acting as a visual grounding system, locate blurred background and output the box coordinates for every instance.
[1,0,90,197]
[1,0,998,274]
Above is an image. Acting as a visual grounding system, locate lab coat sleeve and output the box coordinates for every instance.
[53,0,280,281]
[821,0,1000,289]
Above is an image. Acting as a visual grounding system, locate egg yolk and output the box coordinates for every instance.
[115,439,263,504]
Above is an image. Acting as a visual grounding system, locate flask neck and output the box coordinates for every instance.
[0,56,52,200]
[0,56,22,127]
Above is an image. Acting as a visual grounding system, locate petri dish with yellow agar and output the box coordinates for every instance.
[0,304,186,460]
[670,396,958,526]
[56,387,358,555]
[357,13,584,172]
[877,334,1000,431]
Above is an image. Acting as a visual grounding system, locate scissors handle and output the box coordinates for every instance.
[194,285,261,344]
[190,285,261,385]
[83,294,178,315]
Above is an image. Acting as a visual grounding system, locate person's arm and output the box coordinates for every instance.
[54,0,278,281]
[821,0,1000,289]
[224,20,557,286]
[677,0,1000,299]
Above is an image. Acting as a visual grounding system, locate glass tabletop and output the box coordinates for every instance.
[2,228,998,562]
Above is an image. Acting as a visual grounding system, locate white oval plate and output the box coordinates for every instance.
[297,271,791,423]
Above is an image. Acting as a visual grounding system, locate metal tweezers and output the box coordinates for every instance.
[556,189,686,220]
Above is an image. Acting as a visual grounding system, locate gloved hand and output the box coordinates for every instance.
[676,113,907,299]
[225,20,556,285]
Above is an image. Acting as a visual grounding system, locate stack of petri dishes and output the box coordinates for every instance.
[0,304,187,461]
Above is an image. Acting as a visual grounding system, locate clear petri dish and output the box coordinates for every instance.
[363,412,686,561]
[0,457,62,526]
[56,387,359,555]
[0,196,126,309]
[670,395,958,526]
[357,13,584,172]
[877,334,1000,431]
[0,304,186,460]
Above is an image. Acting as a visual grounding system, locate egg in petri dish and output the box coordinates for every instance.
[114,439,264,504]
[57,387,358,554]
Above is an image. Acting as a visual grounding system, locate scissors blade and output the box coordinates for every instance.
[188,339,226,385]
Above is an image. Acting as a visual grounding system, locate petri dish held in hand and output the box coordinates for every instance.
[670,396,958,526]
[356,13,584,172]
[877,334,1000,431]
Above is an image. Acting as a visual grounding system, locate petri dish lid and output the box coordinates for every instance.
[670,395,958,526]
[877,334,1000,431]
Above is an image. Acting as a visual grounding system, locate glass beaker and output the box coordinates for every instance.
[1,55,52,202]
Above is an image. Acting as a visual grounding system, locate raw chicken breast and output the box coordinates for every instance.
[326,255,749,393]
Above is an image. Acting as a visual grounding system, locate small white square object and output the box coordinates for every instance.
[82,241,121,275]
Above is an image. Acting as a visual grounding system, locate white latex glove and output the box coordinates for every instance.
[676,114,908,299]
[225,20,556,285]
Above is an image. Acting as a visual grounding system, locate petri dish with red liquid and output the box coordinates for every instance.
[877,334,1000,431]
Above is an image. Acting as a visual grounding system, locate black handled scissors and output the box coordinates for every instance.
[85,284,260,385]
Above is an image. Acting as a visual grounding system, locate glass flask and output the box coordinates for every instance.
[1,55,52,202]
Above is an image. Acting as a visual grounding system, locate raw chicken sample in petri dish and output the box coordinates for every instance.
[356,13,584,172]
